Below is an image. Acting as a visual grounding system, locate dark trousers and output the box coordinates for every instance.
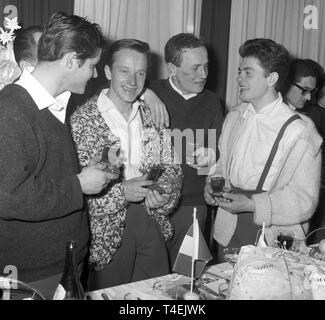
[217,211,260,263]
[87,204,169,291]
[167,205,207,268]
[25,262,84,300]
[308,187,325,245]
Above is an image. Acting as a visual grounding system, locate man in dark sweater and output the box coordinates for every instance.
[283,59,325,244]
[150,33,224,266]
[0,13,118,299]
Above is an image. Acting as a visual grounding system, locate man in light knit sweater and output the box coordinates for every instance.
[204,38,322,262]
[0,13,119,299]
[150,33,224,266]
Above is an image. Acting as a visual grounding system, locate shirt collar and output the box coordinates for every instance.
[169,77,198,100]
[241,92,283,119]
[15,71,71,121]
[97,88,141,123]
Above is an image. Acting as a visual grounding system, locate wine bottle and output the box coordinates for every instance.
[53,240,85,300]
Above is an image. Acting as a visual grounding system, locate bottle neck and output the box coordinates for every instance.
[62,246,78,281]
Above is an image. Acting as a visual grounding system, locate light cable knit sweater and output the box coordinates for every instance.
[212,101,322,246]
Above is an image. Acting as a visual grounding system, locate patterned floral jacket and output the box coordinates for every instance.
[70,95,182,271]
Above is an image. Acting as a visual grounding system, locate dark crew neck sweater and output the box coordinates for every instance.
[150,79,224,205]
[0,84,88,283]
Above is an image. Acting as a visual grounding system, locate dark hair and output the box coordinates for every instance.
[105,39,150,68]
[164,33,206,66]
[288,59,323,86]
[239,38,290,91]
[38,12,105,64]
[13,25,43,64]
[281,58,324,98]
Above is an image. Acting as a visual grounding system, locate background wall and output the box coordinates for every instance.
[226,0,325,109]
[200,0,232,110]
[1,0,324,109]
[0,0,73,28]
[73,0,202,81]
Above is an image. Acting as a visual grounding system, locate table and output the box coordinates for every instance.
[87,263,233,300]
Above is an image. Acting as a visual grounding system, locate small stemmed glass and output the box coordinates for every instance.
[223,247,240,267]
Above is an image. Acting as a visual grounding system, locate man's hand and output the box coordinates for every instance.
[143,88,169,129]
[145,189,170,209]
[77,158,119,195]
[204,182,217,206]
[187,147,215,169]
[124,175,153,202]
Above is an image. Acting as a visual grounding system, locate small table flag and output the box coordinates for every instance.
[173,208,213,278]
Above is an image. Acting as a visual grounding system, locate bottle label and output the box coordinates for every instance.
[53,284,66,300]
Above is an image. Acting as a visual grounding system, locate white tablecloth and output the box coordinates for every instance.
[87,263,233,300]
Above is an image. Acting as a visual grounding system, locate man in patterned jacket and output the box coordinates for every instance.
[71,39,182,290]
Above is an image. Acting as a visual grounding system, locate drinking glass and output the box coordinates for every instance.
[223,247,240,267]
[276,232,294,250]
[210,177,225,197]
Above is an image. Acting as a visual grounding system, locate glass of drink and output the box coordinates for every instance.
[210,177,225,197]
[277,233,294,250]
[223,247,240,267]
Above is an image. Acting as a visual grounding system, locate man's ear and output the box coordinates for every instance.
[166,62,177,77]
[104,65,112,80]
[63,52,79,70]
[267,72,279,87]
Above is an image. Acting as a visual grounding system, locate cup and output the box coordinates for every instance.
[277,233,294,250]
[223,247,240,267]
[210,177,225,197]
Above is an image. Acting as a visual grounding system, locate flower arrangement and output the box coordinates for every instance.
[0,17,21,90]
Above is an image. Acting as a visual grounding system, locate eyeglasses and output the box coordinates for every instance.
[292,82,318,96]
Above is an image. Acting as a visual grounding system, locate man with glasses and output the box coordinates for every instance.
[283,59,321,110]
[284,59,325,245]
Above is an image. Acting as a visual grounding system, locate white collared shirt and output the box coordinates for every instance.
[169,77,198,100]
[97,89,142,180]
[229,93,304,191]
[15,71,71,124]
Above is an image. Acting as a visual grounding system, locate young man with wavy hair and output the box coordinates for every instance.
[204,39,322,261]
[0,12,118,299]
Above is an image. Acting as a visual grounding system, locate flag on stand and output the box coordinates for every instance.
[256,222,267,248]
[173,209,212,278]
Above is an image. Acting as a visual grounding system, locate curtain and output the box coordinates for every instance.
[1,0,18,24]
[200,0,232,109]
[74,0,202,80]
[17,0,74,28]
[226,0,325,109]
[1,0,74,29]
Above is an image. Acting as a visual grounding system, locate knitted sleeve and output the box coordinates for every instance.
[253,135,322,227]
[0,102,83,221]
